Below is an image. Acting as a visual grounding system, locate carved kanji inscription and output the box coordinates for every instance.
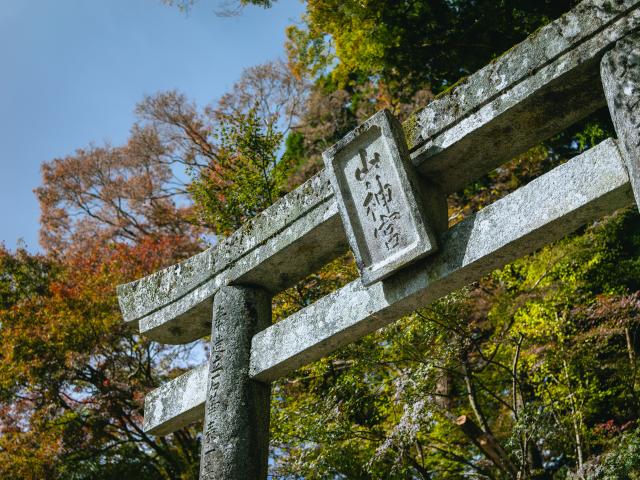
[323,109,440,285]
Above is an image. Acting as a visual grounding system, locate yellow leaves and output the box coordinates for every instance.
[287,0,400,89]
[0,428,60,480]
[513,301,562,343]
[285,24,332,80]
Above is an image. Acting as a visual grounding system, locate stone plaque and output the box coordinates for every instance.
[323,109,439,285]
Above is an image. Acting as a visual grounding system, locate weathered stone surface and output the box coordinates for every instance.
[119,0,640,345]
[116,247,216,326]
[200,286,271,480]
[144,363,207,435]
[407,0,640,192]
[323,109,445,285]
[602,32,640,210]
[250,139,632,382]
[118,171,345,343]
[144,139,633,434]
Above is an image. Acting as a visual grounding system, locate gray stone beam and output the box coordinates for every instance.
[602,32,640,210]
[143,363,207,436]
[407,0,640,192]
[117,172,345,344]
[249,139,632,382]
[142,139,633,435]
[118,0,640,345]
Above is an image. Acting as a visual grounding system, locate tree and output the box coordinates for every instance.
[286,0,575,95]
[216,59,309,135]
[157,1,636,477]
[6,1,639,478]
[3,55,308,478]
[0,240,201,479]
[36,129,199,256]
[265,205,640,479]
[188,108,294,236]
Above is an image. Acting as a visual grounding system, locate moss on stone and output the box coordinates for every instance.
[434,75,470,100]
[402,111,421,148]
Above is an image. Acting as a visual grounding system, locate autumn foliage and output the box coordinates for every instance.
[0,237,201,478]
[2,1,640,479]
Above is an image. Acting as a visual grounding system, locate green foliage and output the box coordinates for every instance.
[595,428,640,480]
[188,108,293,236]
[175,3,640,474]
[6,1,639,478]
[267,204,640,478]
[283,131,305,167]
[286,0,574,98]
[0,246,56,310]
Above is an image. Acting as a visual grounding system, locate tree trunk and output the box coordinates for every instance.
[456,415,517,478]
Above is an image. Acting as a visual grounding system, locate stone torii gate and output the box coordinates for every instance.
[117,1,640,477]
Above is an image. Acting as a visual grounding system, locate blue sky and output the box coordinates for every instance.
[0,0,305,252]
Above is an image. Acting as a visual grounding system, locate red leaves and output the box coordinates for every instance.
[594,419,636,437]
[576,292,640,331]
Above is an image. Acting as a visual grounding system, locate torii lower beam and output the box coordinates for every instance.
[143,138,634,436]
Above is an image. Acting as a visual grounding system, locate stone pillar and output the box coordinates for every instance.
[601,33,640,210]
[199,286,272,480]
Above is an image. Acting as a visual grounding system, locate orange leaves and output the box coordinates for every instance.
[0,426,61,479]
[36,133,200,256]
[0,239,202,476]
